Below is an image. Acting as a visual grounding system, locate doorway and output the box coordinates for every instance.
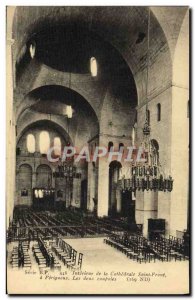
[109,161,122,217]
[81,179,88,211]
[121,190,135,223]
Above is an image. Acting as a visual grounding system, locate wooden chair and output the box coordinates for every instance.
[65,249,77,268]
[137,253,146,264]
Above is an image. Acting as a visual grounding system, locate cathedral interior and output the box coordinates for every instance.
[6,6,190,273]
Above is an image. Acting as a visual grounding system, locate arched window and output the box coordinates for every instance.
[66,105,73,119]
[39,131,50,154]
[109,161,122,187]
[54,137,61,156]
[147,109,150,125]
[90,57,98,77]
[150,139,159,165]
[26,134,35,153]
[157,103,161,122]
[29,41,36,59]
[108,141,113,152]
[132,127,136,146]
[119,143,124,150]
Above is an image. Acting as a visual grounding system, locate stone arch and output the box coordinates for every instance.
[16,84,100,126]
[12,7,174,106]
[16,85,100,153]
[172,10,189,88]
[16,163,32,206]
[17,119,73,146]
[151,7,188,60]
[18,163,32,172]
[36,164,52,188]
[17,161,34,172]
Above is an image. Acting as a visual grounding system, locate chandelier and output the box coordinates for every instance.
[52,70,81,180]
[118,8,173,193]
[53,159,81,180]
[118,165,173,193]
[118,125,174,192]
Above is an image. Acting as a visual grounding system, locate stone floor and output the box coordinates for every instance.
[7,237,190,295]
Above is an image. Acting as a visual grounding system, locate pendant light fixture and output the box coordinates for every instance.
[118,8,173,193]
[53,72,81,180]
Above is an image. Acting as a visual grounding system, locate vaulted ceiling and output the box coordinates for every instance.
[10,6,188,145]
[13,6,187,75]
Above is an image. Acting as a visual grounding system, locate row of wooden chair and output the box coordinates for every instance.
[32,237,61,271]
[104,235,155,264]
[105,233,189,263]
[11,241,31,269]
[52,238,83,270]
[149,238,188,261]
[104,234,165,263]
[9,208,136,241]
